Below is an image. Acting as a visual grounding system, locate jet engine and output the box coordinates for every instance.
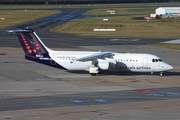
[97,59,109,70]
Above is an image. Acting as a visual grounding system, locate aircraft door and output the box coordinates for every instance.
[158,59,161,70]
[142,57,148,67]
[51,55,56,65]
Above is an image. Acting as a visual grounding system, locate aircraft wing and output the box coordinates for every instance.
[76,52,113,62]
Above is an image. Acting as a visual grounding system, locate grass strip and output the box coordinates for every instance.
[52,15,180,38]
[0,10,59,29]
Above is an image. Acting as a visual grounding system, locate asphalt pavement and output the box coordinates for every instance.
[0,7,180,120]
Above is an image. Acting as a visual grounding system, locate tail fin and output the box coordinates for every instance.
[7,28,50,54]
[7,28,66,70]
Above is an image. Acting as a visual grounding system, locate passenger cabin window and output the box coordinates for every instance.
[119,59,138,62]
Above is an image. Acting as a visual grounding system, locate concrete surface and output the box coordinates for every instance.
[0,45,180,120]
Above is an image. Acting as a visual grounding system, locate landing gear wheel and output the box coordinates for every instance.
[91,73,97,76]
[98,71,103,74]
[160,72,163,77]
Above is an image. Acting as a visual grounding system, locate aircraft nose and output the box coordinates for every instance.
[168,65,173,70]
[161,63,173,71]
[166,64,173,71]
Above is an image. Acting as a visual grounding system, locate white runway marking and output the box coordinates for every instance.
[110,39,120,41]
[110,39,141,42]
[162,39,180,44]
[132,39,141,41]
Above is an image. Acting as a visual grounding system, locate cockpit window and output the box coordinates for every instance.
[158,59,163,62]
[152,59,163,62]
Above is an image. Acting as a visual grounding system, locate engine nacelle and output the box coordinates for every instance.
[105,58,117,68]
[97,59,109,70]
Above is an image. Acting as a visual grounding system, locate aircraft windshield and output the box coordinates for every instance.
[158,59,163,62]
[152,59,163,62]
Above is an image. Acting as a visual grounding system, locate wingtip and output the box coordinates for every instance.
[6,28,33,33]
[6,29,14,33]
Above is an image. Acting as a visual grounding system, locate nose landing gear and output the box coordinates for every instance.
[160,72,163,77]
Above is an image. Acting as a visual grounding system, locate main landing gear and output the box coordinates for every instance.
[90,73,97,76]
[90,71,103,76]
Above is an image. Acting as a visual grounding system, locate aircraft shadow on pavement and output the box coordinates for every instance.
[67,71,180,76]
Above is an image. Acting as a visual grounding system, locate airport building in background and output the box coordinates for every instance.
[156,7,180,15]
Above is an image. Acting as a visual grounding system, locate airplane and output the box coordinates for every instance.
[7,28,173,76]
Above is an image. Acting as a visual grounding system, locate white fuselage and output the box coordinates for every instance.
[10,28,173,76]
[48,51,173,72]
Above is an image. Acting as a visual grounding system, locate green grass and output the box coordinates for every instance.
[85,8,155,15]
[49,3,180,38]
[52,14,180,38]
[150,44,180,50]
[1,3,180,38]
[0,10,59,29]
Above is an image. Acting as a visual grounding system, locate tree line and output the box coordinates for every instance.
[0,0,180,4]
